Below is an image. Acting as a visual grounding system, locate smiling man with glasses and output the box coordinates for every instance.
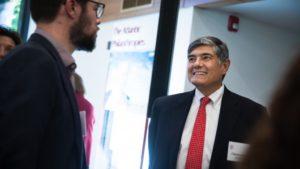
[0,0,105,169]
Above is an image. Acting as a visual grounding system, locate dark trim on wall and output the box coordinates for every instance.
[19,0,30,41]
[147,0,180,117]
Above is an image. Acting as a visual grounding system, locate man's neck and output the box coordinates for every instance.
[197,83,223,97]
[36,23,75,54]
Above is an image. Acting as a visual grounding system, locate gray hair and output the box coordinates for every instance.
[188,36,229,62]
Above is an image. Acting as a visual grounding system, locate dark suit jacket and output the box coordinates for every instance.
[0,34,86,169]
[149,87,266,169]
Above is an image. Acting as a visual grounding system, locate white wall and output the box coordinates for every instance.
[171,8,300,106]
[27,17,35,39]
[168,7,194,95]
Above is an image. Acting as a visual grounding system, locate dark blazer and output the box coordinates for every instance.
[149,87,266,169]
[0,34,86,169]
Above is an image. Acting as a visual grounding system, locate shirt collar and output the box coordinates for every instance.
[34,28,76,70]
[195,85,225,105]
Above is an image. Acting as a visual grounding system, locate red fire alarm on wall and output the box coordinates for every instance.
[228,15,239,32]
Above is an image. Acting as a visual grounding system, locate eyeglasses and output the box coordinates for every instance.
[87,0,105,18]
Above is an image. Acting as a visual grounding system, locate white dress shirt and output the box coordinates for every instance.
[176,85,224,169]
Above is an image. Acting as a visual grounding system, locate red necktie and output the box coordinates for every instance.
[185,97,210,169]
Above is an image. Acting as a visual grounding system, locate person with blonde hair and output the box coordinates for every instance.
[73,72,95,168]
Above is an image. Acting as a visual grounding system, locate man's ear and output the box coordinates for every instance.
[64,0,79,19]
[221,59,230,74]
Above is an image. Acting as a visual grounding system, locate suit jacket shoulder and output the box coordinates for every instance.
[226,89,265,109]
[209,87,266,169]
[222,88,266,131]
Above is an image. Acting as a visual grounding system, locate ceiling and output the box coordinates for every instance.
[213,0,300,33]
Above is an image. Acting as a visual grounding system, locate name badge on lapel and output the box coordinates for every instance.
[227,141,249,162]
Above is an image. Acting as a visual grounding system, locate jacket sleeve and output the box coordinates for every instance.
[0,47,57,169]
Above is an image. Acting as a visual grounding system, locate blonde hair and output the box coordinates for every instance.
[73,72,85,94]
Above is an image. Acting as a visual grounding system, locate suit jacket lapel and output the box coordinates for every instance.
[29,34,79,116]
[169,90,195,168]
[209,87,240,169]
[29,34,84,157]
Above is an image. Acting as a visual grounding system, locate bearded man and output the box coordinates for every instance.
[0,0,105,169]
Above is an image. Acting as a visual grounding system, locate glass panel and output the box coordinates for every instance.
[0,0,22,30]
[90,13,159,169]
[102,51,154,168]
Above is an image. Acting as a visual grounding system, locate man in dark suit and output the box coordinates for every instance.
[0,0,105,168]
[148,36,266,169]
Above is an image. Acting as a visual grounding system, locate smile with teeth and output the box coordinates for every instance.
[193,71,207,75]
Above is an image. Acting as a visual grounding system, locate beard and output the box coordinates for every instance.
[70,12,97,51]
